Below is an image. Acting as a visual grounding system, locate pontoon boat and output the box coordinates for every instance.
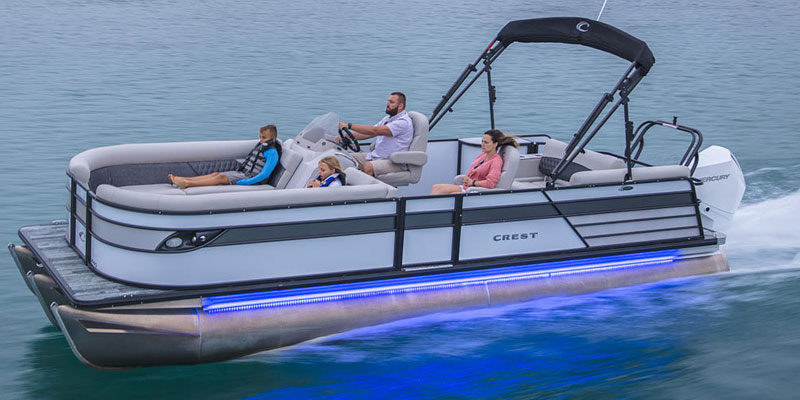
[9,17,745,368]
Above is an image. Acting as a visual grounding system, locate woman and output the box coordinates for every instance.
[430,129,518,194]
[307,156,347,188]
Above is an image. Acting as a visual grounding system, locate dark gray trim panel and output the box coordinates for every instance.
[405,212,454,228]
[212,216,396,245]
[555,192,694,215]
[462,204,560,224]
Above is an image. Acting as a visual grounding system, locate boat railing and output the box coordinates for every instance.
[630,119,704,174]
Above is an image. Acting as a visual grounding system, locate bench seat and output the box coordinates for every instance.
[96,167,397,212]
[118,183,276,196]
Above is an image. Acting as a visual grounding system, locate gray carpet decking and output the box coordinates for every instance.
[19,224,178,305]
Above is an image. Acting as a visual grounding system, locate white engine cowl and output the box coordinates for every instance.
[692,146,746,233]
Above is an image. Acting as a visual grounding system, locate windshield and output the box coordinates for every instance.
[296,112,340,144]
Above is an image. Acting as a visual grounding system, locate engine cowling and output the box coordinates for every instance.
[692,146,746,233]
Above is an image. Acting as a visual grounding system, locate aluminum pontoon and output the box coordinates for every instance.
[10,17,745,369]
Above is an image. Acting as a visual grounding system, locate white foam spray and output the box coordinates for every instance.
[724,189,800,269]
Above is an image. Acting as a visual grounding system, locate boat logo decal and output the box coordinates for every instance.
[576,21,591,33]
[493,232,538,241]
[699,174,730,183]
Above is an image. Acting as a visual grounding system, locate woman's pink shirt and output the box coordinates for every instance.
[465,152,503,189]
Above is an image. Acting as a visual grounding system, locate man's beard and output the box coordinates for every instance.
[385,106,398,116]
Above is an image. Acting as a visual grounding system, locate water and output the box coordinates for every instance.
[1,0,799,398]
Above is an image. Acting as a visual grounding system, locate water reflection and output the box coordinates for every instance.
[19,266,800,399]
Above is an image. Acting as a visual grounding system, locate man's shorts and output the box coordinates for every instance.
[350,152,406,176]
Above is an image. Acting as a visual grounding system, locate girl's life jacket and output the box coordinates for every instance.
[318,172,346,187]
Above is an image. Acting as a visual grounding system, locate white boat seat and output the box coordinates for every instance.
[454,144,520,192]
[511,138,625,188]
[511,180,548,190]
[539,138,625,179]
[96,168,397,213]
[269,143,303,189]
[184,184,274,195]
[119,183,274,195]
[373,111,429,187]
[115,141,302,196]
[568,165,690,186]
[116,183,188,196]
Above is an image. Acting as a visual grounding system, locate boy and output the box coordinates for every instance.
[169,124,281,189]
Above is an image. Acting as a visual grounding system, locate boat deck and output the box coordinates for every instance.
[18,224,177,304]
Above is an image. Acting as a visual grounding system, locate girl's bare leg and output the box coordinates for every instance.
[430,183,462,195]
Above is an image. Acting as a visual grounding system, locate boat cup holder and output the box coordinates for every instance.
[157,230,223,252]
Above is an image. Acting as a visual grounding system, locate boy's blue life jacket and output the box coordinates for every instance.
[238,139,282,184]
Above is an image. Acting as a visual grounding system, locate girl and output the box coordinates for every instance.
[430,129,518,194]
[307,156,347,188]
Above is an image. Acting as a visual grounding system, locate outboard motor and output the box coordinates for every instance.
[692,146,746,233]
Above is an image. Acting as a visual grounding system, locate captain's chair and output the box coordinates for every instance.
[454,144,520,192]
[372,111,429,186]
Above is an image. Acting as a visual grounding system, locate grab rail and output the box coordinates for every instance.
[630,119,703,174]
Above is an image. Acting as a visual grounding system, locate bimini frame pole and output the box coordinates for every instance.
[548,61,643,185]
[487,64,496,130]
[429,42,506,130]
[557,61,636,162]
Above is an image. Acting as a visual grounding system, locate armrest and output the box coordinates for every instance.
[389,151,427,166]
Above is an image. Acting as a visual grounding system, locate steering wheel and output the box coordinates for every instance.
[338,127,361,152]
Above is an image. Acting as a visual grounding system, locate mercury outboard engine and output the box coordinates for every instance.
[692,146,746,233]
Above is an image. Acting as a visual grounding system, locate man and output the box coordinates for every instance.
[338,92,413,176]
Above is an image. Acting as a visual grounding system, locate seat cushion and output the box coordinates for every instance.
[121,183,275,196]
[183,184,275,195]
[120,184,186,196]
[511,180,547,190]
[375,171,411,186]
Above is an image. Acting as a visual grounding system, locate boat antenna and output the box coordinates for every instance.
[596,0,609,20]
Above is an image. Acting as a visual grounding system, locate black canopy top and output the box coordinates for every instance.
[496,17,655,75]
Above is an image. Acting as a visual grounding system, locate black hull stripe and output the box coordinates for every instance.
[555,192,694,215]
[462,204,560,224]
[212,215,396,245]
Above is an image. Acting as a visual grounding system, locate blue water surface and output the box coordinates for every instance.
[1,0,799,398]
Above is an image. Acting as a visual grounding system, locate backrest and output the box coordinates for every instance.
[407,111,429,153]
[495,145,520,189]
[69,140,256,188]
[405,111,429,184]
[269,140,303,189]
[539,139,625,180]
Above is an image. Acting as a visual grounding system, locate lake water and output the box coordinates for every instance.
[1,0,799,398]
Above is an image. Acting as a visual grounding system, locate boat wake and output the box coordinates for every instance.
[724,188,800,270]
[741,163,800,203]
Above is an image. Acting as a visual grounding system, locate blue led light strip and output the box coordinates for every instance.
[202,249,680,313]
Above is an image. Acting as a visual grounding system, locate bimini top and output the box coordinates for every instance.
[496,17,655,75]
